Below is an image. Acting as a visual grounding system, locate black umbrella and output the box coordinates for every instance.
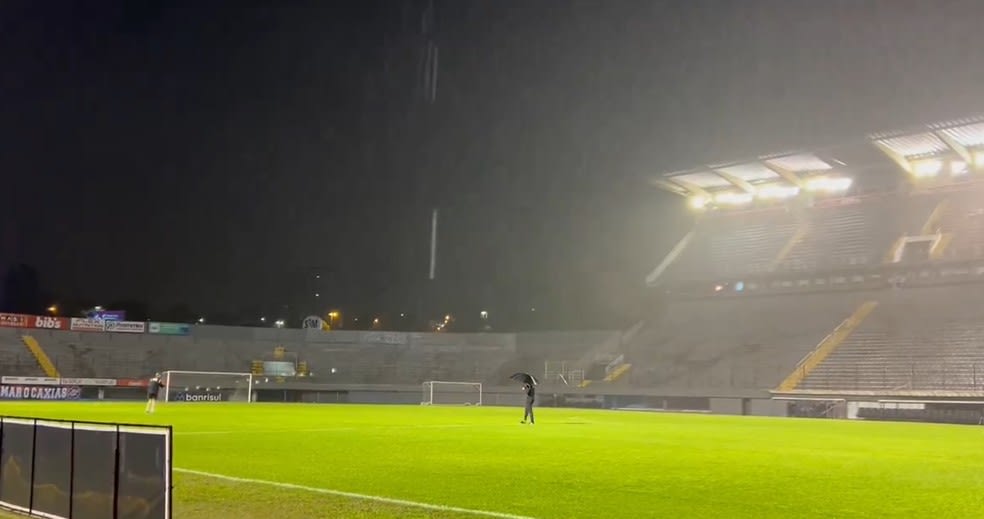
[510,372,538,386]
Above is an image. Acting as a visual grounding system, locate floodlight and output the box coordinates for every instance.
[951,160,968,176]
[688,196,709,210]
[755,184,800,200]
[805,176,852,193]
[912,159,943,178]
[974,150,984,169]
[713,192,753,205]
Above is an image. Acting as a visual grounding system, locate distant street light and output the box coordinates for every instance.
[197,317,206,324]
[480,310,488,320]
[47,305,58,315]
[260,316,267,323]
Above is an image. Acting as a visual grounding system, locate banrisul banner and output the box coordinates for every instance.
[148,322,190,336]
[171,392,223,402]
[105,320,146,333]
[0,385,81,400]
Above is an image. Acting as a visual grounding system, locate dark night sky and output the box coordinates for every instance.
[3,1,984,327]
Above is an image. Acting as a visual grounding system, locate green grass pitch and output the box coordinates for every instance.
[0,402,982,518]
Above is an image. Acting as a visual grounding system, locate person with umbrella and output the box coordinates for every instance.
[511,373,537,425]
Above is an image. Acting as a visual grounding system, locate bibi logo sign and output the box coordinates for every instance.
[33,316,67,330]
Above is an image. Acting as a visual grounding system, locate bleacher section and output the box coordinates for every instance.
[777,197,900,272]
[18,327,605,387]
[625,291,878,393]
[668,194,919,282]
[799,286,984,392]
[0,328,42,377]
[673,209,797,279]
[938,187,984,261]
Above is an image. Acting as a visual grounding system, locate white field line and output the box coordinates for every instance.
[176,468,537,519]
[176,423,491,435]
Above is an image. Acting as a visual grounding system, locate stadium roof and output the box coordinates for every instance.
[869,115,984,176]
[651,114,984,207]
[651,152,842,206]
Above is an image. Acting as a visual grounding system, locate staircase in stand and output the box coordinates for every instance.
[774,301,879,392]
[21,335,60,378]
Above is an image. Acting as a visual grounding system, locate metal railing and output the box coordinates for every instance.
[0,416,172,519]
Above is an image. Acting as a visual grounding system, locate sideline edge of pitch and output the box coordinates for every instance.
[175,468,537,519]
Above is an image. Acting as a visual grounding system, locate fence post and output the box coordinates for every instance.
[68,422,75,519]
[113,425,121,519]
[28,419,38,515]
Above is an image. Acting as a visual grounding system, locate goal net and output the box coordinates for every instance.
[421,381,482,406]
[162,370,254,403]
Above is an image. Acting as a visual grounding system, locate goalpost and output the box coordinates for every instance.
[421,381,482,406]
[162,370,254,403]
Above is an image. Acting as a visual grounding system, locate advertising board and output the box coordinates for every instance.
[0,313,30,328]
[70,318,105,332]
[148,322,190,336]
[0,385,81,400]
[1,376,117,387]
[116,378,149,388]
[31,315,68,330]
[170,392,224,402]
[104,320,146,334]
[88,310,126,321]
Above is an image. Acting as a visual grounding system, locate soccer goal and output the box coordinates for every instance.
[421,380,482,406]
[162,370,254,403]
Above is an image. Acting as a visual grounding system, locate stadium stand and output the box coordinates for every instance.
[937,186,984,261]
[799,285,984,392]
[624,291,877,393]
[776,196,900,272]
[27,325,596,388]
[0,328,43,377]
[671,208,798,279]
[637,116,984,414]
[4,118,984,423]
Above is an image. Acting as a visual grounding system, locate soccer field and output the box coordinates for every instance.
[0,402,982,518]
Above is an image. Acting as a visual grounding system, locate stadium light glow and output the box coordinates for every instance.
[912,159,943,178]
[951,160,968,176]
[974,150,984,169]
[688,196,709,210]
[755,184,800,200]
[713,192,754,206]
[805,176,852,193]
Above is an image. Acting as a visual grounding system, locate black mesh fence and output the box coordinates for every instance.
[0,417,171,519]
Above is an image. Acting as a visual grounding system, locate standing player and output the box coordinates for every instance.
[145,373,162,414]
[520,382,535,425]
